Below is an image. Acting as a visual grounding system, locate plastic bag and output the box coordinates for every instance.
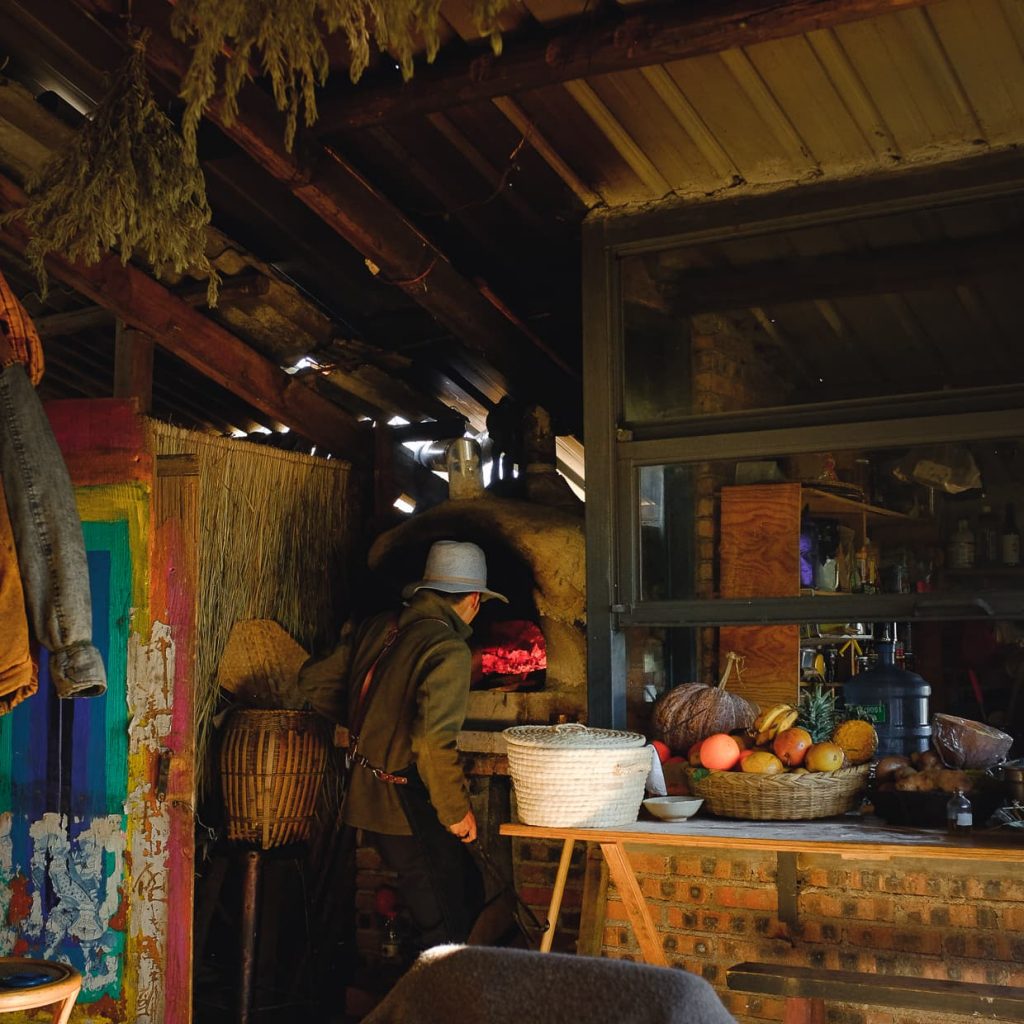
[892,445,981,494]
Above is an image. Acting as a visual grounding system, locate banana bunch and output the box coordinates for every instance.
[751,703,799,746]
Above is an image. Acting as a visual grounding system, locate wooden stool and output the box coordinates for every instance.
[0,958,82,1024]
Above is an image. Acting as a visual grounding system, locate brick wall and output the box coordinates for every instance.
[691,312,791,685]
[516,839,1024,1024]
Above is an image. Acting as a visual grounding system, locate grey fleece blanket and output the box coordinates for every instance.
[361,944,737,1024]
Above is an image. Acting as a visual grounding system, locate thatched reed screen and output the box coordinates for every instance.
[149,423,356,792]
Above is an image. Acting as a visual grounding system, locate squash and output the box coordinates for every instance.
[652,654,758,754]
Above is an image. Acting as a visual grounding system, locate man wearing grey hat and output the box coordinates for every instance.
[341,540,507,954]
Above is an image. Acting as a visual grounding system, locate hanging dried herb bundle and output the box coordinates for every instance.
[7,34,219,305]
[172,0,511,153]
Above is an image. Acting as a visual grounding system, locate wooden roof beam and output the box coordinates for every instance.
[0,174,369,462]
[71,0,569,414]
[669,230,1024,313]
[315,0,936,132]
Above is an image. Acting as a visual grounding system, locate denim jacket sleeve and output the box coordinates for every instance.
[0,362,106,698]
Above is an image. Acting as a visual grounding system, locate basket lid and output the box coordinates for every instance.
[503,723,646,749]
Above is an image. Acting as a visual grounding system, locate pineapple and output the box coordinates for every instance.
[798,683,837,744]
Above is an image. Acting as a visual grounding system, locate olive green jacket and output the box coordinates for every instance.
[341,591,474,836]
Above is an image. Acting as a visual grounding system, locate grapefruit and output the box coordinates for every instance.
[699,733,742,771]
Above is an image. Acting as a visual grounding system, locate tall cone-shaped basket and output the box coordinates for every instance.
[220,710,327,848]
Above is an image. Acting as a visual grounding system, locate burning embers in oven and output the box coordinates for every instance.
[471,619,547,692]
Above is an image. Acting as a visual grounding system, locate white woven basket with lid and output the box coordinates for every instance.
[504,723,651,828]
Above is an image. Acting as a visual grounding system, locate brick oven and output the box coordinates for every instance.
[367,492,588,738]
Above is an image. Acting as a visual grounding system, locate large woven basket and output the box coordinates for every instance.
[687,764,870,820]
[505,724,651,828]
[220,709,328,848]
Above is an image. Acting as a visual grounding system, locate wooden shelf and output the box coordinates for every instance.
[802,487,913,522]
[943,566,1023,576]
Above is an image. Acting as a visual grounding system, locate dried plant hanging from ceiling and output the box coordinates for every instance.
[171,0,511,153]
[4,34,220,306]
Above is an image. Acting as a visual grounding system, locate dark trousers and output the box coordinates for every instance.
[369,771,484,951]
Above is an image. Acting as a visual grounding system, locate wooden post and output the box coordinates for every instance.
[599,842,667,966]
[783,997,827,1024]
[539,839,575,953]
[239,849,263,1024]
[113,321,155,413]
[575,843,609,957]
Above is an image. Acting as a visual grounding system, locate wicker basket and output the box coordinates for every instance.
[505,724,651,828]
[220,709,328,848]
[687,764,870,820]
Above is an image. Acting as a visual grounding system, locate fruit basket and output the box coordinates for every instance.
[687,764,870,820]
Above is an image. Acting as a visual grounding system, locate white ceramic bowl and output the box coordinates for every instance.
[642,796,704,821]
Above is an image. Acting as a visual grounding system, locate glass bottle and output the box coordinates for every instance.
[946,789,973,835]
[977,502,999,566]
[947,519,975,570]
[1002,503,1021,568]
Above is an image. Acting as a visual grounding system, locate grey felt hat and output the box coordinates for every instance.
[402,540,508,603]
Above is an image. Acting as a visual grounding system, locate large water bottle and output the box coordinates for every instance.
[842,623,931,757]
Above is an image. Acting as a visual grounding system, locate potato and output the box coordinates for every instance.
[896,772,935,792]
[935,769,972,794]
[917,750,942,770]
[893,765,918,782]
[876,755,911,784]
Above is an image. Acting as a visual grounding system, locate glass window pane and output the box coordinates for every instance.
[637,437,1024,602]
[620,196,1024,427]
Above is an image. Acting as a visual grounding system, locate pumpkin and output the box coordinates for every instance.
[652,668,758,755]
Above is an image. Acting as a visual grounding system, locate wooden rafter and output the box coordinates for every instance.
[0,173,369,461]
[315,0,937,132]
[668,231,1024,313]
[68,0,570,413]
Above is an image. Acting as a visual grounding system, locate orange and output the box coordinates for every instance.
[740,751,784,775]
[805,741,845,772]
[699,733,742,771]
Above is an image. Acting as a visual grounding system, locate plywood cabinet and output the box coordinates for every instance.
[719,483,802,708]
[718,482,917,708]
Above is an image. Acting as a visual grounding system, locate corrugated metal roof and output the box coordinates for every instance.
[393,0,1024,211]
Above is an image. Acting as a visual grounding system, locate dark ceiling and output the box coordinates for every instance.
[0,0,1021,486]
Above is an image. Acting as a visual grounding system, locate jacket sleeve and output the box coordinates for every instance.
[296,620,356,722]
[410,636,473,828]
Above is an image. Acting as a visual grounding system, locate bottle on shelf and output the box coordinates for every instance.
[947,518,975,570]
[946,789,973,835]
[977,501,999,566]
[902,623,916,675]
[1002,503,1021,568]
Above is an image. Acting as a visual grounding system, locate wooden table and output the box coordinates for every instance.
[499,818,1024,965]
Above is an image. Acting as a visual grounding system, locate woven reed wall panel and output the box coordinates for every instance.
[149,422,358,789]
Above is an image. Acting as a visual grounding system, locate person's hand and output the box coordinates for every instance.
[447,810,477,843]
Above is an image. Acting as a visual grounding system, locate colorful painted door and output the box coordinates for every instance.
[0,401,195,1023]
